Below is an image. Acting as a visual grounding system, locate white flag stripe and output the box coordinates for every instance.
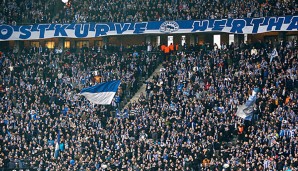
[80,92,116,105]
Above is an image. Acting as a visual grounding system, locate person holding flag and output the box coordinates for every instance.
[270,47,278,64]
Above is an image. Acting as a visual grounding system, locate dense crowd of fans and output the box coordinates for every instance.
[0,44,161,170]
[122,39,298,170]
[0,38,297,170]
[1,0,298,24]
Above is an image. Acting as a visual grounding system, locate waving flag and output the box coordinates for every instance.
[270,48,278,63]
[236,88,260,121]
[80,80,121,105]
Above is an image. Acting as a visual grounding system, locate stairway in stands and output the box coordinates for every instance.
[122,64,163,110]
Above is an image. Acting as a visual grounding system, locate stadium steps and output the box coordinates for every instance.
[122,64,163,110]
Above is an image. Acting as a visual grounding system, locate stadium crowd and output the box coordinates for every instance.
[0,0,298,24]
[123,39,298,171]
[0,43,161,170]
[0,38,297,170]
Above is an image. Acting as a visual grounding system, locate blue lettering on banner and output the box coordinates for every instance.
[267,17,284,31]
[75,24,89,38]
[134,23,147,34]
[38,24,50,38]
[115,23,131,34]
[251,18,264,33]
[95,24,110,36]
[54,24,68,37]
[231,19,246,33]
[0,16,297,41]
[192,21,208,32]
[287,16,298,31]
[212,20,227,31]
[0,25,13,40]
[19,25,32,39]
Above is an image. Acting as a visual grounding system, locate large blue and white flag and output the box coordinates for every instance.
[80,80,121,105]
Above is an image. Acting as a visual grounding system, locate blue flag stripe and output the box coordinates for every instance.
[80,80,121,94]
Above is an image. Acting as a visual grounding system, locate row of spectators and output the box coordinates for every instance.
[1,0,298,24]
[0,38,297,170]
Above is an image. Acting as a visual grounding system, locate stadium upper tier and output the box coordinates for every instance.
[0,0,297,25]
